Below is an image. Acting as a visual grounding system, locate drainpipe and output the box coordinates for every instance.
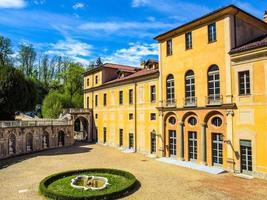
[134,81,137,152]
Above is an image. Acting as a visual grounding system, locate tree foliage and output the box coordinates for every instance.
[0,65,37,120]
[41,91,63,118]
[0,36,13,66]
[18,44,36,77]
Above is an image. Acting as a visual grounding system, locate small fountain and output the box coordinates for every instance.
[71,175,109,191]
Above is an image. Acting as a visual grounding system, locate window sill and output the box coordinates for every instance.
[238,94,251,97]
[208,40,217,44]
[185,47,192,50]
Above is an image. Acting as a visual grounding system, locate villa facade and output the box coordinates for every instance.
[83,5,267,178]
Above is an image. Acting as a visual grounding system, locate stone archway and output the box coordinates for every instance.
[58,130,65,147]
[26,133,33,152]
[42,132,49,149]
[74,116,89,141]
[8,134,16,155]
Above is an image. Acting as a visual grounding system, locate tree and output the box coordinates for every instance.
[18,44,36,77]
[0,65,37,120]
[96,57,103,66]
[0,36,13,66]
[42,91,63,118]
[63,62,85,106]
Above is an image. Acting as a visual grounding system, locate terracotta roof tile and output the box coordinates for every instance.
[103,63,139,72]
[103,69,159,85]
[230,34,267,54]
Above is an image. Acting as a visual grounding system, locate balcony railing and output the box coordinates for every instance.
[63,108,91,114]
[206,95,223,106]
[162,99,177,108]
[184,97,197,107]
[0,120,71,128]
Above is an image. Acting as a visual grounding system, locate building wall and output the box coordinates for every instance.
[0,125,74,160]
[84,77,160,155]
[231,54,267,178]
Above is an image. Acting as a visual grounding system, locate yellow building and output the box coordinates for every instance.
[84,5,267,178]
[84,61,160,155]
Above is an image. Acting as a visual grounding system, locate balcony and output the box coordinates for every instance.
[184,97,197,107]
[163,99,177,108]
[206,95,223,106]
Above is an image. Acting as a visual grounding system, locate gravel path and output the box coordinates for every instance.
[0,143,267,200]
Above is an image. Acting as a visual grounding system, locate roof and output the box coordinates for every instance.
[102,69,159,85]
[154,4,267,41]
[83,63,138,76]
[230,34,267,54]
[103,63,139,72]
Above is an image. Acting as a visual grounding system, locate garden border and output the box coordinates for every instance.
[39,168,137,200]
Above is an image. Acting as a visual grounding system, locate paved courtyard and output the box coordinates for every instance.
[1,143,267,200]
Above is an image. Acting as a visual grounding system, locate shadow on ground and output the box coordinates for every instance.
[119,180,142,199]
[0,142,93,169]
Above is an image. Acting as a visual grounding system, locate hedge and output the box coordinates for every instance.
[39,168,137,200]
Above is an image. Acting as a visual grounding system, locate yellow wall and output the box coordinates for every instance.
[84,75,160,155]
[231,56,267,174]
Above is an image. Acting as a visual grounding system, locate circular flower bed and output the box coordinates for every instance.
[39,168,137,200]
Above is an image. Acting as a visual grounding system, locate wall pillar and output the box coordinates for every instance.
[226,110,235,172]
[201,123,207,165]
[179,122,184,160]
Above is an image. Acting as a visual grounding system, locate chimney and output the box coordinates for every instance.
[264,11,267,23]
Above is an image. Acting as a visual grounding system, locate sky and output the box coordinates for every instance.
[0,0,266,66]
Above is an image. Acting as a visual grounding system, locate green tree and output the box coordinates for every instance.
[0,36,13,66]
[63,63,85,106]
[96,57,103,66]
[18,44,36,77]
[42,91,63,118]
[0,65,37,120]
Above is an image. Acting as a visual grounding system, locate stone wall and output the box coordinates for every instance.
[0,125,74,160]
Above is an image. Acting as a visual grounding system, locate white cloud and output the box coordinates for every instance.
[132,0,150,7]
[132,0,210,20]
[0,0,26,8]
[46,38,92,64]
[33,0,46,5]
[79,21,174,32]
[103,43,158,67]
[73,2,85,10]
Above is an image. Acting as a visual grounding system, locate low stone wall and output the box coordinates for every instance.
[0,125,75,160]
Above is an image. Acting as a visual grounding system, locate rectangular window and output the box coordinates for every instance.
[150,85,156,103]
[95,75,98,84]
[95,95,98,107]
[238,71,250,95]
[129,89,133,104]
[185,32,192,49]
[119,129,123,147]
[95,113,98,119]
[240,140,252,172]
[103,127,107,143]
[150,113,156,120]
[188,131,197,160]
[151,132,156,154]
[212,133,223,165]
[87,78,89,87]
[166,39,173,56]
[87,97,89,108]
[103,93,107,106]
[119,91,123,105]
[208,23,216,43]
[129,113,134,120]
[129,133,134,149]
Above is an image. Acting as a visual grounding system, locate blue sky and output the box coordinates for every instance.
[0,0,266,66]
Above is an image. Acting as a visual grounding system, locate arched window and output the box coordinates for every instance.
[58,131,65,147]
[185,70,195,106]
[208,65,220,101]
[42,132,49,149]
[166,74,175,105]
[8,134,16,155]
[26,133,33,152]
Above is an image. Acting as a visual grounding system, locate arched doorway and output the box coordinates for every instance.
[8,134,16,155]
[26,133,33,152]
[74,116,88,141]
[42,132,49,149]
[58,131,65,147]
